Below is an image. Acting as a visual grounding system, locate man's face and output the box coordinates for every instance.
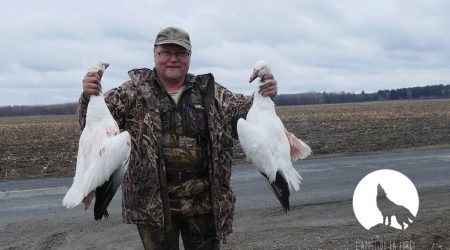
[154,44,191,84]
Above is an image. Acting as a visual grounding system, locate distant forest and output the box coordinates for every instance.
[275,84,450,105]
[0,103,77,117]
[1,84,450,117]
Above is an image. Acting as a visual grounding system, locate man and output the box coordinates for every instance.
[80,26,277,250]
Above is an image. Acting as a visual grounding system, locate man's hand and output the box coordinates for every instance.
[259,73,278,98]
[82,70,104,100]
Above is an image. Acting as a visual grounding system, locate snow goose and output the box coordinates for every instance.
[63,61,131,220]
[237,60,312,212]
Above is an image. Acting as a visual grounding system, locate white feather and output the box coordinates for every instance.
[237,60,311,192]
[63,61,131,208]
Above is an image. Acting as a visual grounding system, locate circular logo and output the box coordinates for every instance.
[353,169,419,230]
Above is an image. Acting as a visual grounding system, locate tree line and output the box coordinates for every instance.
[0,103,77,117]
[275,84,450,106]
[0,84,449,117]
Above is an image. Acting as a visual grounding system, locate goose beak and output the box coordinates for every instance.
[249,69,259,83]
[98,63,110,76]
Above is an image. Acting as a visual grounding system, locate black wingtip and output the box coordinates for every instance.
[93,165,127,221]
[94,208,109,221]
[263,171,290,213]
[94,178,115,221]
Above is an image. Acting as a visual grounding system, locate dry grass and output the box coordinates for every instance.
[2,99,450,180]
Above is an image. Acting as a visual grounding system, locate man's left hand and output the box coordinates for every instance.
[259,73,278,98]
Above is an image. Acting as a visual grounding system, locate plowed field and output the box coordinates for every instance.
[2,99,450,180]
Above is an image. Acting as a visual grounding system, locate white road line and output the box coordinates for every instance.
[0,186,66,195]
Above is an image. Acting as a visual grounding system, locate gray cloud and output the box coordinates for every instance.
[0,0,449,105]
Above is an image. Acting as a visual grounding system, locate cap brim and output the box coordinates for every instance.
[155,40,191,50]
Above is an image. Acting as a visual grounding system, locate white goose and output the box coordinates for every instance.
[63,61,131,220]
[237,60,312,212]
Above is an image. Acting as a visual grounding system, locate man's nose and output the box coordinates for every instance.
[168,54,179,61]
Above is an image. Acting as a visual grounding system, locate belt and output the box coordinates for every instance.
[166,166,208,186]
[168,178,210,199]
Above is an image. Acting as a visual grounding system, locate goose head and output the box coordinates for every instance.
[88,60,109,73]
[86,60,109,97]
[249,60,271,84]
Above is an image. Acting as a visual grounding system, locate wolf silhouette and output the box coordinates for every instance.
[376,184,415,230]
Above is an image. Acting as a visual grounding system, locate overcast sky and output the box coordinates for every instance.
[1,0,450,106]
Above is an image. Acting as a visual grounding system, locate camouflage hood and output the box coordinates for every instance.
[78,68,252,241]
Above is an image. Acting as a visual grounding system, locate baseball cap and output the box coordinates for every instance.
[154,26,191,50]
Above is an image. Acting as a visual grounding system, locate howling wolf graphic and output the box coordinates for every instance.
[376,184,415,230]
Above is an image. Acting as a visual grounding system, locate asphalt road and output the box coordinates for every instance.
[1,148,450,249]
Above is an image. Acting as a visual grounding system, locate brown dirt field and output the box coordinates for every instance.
[280,99,450,155]
[0,115,79,179]
[2,99,450,180]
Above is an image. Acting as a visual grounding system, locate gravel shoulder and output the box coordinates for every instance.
[225,185,450,249]
[1,184,449,249]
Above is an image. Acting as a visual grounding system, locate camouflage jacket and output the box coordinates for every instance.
[78,68,252,241]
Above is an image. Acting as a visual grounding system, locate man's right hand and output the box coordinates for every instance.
[82,70,103,100]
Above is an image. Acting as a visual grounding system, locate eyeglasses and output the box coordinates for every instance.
[155,50,191,59]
